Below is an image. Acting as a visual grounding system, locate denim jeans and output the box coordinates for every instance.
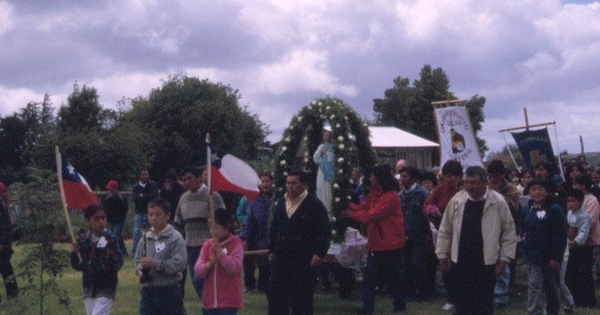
[109,220,128,256]
[187,246,204,298]
[524,263,560,315]
[494,264,510,305]
[132,213,147,256]
[139,285,183,315]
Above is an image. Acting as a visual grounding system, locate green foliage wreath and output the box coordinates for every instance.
[272,97,376,242]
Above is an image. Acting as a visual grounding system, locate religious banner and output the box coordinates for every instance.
[511,127,555,169]
[434,105,482,169]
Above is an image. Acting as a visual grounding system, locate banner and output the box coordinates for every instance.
[434,106,482,169]
[511,127,555,169]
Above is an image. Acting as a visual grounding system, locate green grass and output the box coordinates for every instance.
[3,240,600,315]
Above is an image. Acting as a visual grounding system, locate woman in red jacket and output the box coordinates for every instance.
[346,164,406,314]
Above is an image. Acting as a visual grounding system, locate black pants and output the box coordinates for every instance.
[449,262,495,315]
[244,255,270,291]
[268,257,316,315]
[566,246,596,307]
[0,251,17,300]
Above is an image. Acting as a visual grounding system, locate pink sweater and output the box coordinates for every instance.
[583,194,600,246]
[194,234,244,309]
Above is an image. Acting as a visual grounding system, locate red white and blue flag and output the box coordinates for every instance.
[61,157,98,209]
[207,142,260,201]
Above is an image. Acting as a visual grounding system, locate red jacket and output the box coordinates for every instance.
[349,187,405,251]
[194,234,244,309]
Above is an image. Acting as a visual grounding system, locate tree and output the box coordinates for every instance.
[123,74,270,180]
[57,83,103,135]
[373,65,488,157]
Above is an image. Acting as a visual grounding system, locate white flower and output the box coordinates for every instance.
[338,169,343,174]
[303,136,308,141]
[330,114,335,120]
[283,171,288,176]
[338,144,345,150]
[290,126,294,130]
[285,137,291,143]
[311,101,317,106]
[336,123,341,128]
[318,102,323,106]
[332,230,337,235]
[333,183,339,189]
[326,106,331,110]
[347,195,352,200]
[344,116,348,121]
[337,136,344,141]
[297,116,303,122]
[280,160,287,166]
[337,157,344,163]
[331,216,337,222]
[281,146,287,151]
[304,158,309,163]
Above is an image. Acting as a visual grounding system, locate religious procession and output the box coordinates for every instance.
[1,99,599,315]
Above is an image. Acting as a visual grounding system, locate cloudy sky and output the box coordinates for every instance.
[1,0,599,157]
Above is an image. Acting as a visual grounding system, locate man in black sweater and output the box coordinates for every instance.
[268,170,332,315]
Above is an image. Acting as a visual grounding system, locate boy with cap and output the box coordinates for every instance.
[521,177,567,315]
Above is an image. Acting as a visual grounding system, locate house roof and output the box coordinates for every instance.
[369,126,439,148]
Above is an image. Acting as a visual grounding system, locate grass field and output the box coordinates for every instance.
[2,240,599,315]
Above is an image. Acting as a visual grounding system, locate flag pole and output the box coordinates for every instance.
[55,146,82,262]
[206,133,215,220]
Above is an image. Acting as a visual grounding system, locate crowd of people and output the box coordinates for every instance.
[2,151,600,315]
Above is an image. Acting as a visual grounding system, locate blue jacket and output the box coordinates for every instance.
[239,192,271,250]
[399,184,430,243]
[521,199,567,267]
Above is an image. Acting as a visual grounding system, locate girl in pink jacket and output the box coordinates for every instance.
[195,208,244,315]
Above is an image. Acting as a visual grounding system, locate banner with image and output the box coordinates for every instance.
[434,106,482,169]
[511,127,555,169]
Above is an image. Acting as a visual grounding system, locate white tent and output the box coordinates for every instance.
[369,126,439,148]
[368,126,439,169]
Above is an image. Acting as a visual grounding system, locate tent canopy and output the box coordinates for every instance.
[369,126,439,148]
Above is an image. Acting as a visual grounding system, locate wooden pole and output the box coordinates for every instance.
[55,147,82,262]
[580,135,584,155]
[206,133,215,221]
[498,121,555,133]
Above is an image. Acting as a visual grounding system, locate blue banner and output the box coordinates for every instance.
[511,128,555,169]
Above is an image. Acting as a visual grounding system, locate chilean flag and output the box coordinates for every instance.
[61,158,99,209]
[207,143,260,201]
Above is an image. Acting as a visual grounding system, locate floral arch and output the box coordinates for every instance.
[272,97,376,241]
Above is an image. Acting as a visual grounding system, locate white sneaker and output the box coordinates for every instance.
[441,303,455,311]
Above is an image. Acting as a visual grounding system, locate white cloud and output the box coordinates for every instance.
[0,1,14,36]
[253,49,358,96]
[0,86,44,114]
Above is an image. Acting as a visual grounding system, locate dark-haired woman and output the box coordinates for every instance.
[346,165,406,314]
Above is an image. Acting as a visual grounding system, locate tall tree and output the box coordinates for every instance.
[373,65,488,156]
[123,74,270,179]
[58,83,103,135]
[57,84,117,189]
